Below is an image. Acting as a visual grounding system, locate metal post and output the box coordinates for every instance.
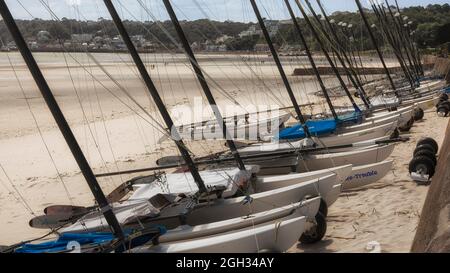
[162,0,246,170]
[0,0,124,240]
[355,0,397,93]
[283,0,338,120]
[294,0,361,111]
[103,0,207,193]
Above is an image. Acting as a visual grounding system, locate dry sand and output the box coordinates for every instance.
[0,52,446,252]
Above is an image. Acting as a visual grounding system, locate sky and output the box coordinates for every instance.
[4,0,450,22]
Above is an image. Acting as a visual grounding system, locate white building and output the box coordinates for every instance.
[71,34,93,43]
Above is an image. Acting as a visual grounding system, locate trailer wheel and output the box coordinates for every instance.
[417,138,439,154]
[414,143,437,155]
[439,93,448,101]
[437,105,449,117]
[319,199,328,218]
[390,128,400,139]
[408,156,436,178]
[413,108,425,121]
[436,99,447,109]
[413,150,437,166]
[399,118,414,132]
[299,212,327,244]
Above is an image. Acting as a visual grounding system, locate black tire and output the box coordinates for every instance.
[439,93,448,101]
[437,105,449,117]
[390,128,400,139]
[414,143,437,155]
[408,156,436,178]
[436,99,448,109]
[299,212,327,244]
[399,118,414,132]
[319,199,328,218]
[413,108,424,121]
[417,138,439,154]
[413,150,437,166]
[439,101,450,109]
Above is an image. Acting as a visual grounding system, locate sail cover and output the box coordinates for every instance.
[129,166,259,201]
[277,119,337,140]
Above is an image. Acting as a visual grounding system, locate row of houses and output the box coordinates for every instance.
[2,21,291,52]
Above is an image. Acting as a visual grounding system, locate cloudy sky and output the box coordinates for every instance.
[4,0,449,22]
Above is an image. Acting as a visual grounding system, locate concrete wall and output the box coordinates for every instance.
[411,119,450,252]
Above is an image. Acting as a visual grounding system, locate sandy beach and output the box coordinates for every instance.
[0,52,445,252]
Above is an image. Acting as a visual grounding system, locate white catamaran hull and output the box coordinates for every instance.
[239,121,398,156]
[156,198,320,244]
[343,160,393,191]
[254,165,352,193]
[62,174,338,234]
[135,215,307,253]
[296,144,395,172]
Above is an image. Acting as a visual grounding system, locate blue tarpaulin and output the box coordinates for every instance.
[277,110,363,140]
[278,119,337,140]
[15,232,118,253]
[14,226,166,253]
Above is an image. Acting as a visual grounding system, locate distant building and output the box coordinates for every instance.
[205,44,227,52]
[215,34,233,44]
[191,42,200,51]
[239,21,279,38]
[28,41,39,50]
[254,43,279,52]
[111,36,126,50]
[7,41,17,50]
[131,35,146,48]
[239,25,261,38]
[265,20,280,37]
[71,34,93,43]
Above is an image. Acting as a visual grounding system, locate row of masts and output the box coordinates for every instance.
[0,0,423,249]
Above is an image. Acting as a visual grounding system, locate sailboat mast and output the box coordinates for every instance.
[103,0,207,193]
[313,0,370,103]
[385,0,422,78]
[293,0,361,111]
[0,0,125,240]
[384,1,419,81]
[371,1,415,86]
[283,0,338,120]
[249,0,312,138]
[394,0,423,75]
[355,0,397,93]
[162,0,246,170]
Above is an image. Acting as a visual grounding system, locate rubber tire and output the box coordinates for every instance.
[417,138,439,154]
[413,108,424,121]
[390,128,400,139]
[408,156,436,178]
[399,118,414,132]
[299,212,327,244]
[414,143,437,155]
[436,98,447,107]
[439,101,450,109]
[319,199,328,218]
[413,150,437,166]
[437,105,449,117]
